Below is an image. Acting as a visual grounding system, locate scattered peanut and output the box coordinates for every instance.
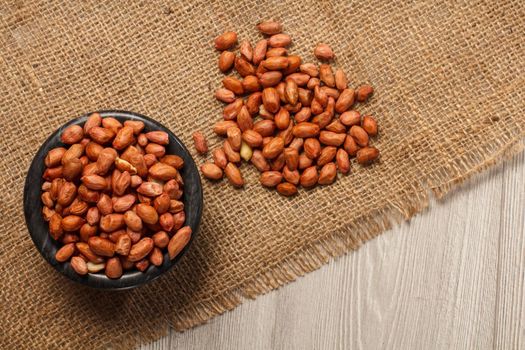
[192,131,208,154]
[199,21,380,196]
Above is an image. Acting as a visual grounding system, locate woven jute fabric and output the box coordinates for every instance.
[1,0,524,348]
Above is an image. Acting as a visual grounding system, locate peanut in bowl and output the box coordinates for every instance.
[23,110,203,290]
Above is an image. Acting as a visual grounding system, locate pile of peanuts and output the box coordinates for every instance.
[41,113,191,279]
[196,20,380,196]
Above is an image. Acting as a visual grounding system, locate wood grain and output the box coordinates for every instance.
[142,151,524,350]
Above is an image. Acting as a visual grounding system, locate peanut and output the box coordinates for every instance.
[257,21,282,35]
[361,115,378,136]
[237,106,254,132]
[284,55,302,75]
[61,215,85,232]
[319,64,335,87]
[105,257,123,279]
[271,152,286,171]
[84,113,102,134]
[262,137,285,159]
[298,152,313,170]
[145,131,169,145]
[87,261,106,273]
[251,150,271,172]
[214,31,237,51]
[314,43,335,61]
[45,147,66,168]
[137,182,163,197]
[336,149,351,174]
[212,148,228,169]
[224,139,241,163]
[123,120,145,135]
[124,210,143,232]
[153,193,171,214]
[89,126,115,144]
[284,148,299,171]
[300,166,318,187]
[135,204,159,225]
[253,40,268,65]
[218,51,235,72]
[275,108,290,130]
[70,256,88,275]
[224,163,244,187]
[223,76,244,95]
[242,75,261,92]
[57,181,77,207]
[62,158,83,181]
[227,127,242,151]
[335,69,348,90]
[112,194,136,213]
[317,146,337,166]
[88,236,115,257]
[100,213,125,232]
[266,47,288,57]
[253,120,276,137]
[356,147,380,165]
[213,120,237,136]
[101,117,122,134]
[128,237,154,262]
[334,88,355,113]
[200,163,223,180]
[152,231,170,248]
[343,135,360,156]
[319,131,346,146]
[55,243,75,262]
[268,34,291,48]
[264,56,289,70]
[113,126,135,150]
[300,63,319,77]
[168,226,192,260]
[282,167,300,185]
[260,171,283,187]
[148,247,163,266]
[262,87,280,113]
[349,125,369,147]
[115,234,131,256]
[97,193,113,215]
[76,242,104,263]
[159,212,175,232]
[149,162,178,181]
[234,56,255,77]
[318,162,337,185]
[356,84,374,102]
[240,142,253,161]
[61,125,84,145]
[292,123,320,138]
[259,71,283,87]
[304,138,321,159]
[215,88,236,103]
[276,182,298,196]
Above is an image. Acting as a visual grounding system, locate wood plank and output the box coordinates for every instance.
[141,152,524,350]
[494,151,525,349]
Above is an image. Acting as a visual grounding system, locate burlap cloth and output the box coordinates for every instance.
[1,0,524,348]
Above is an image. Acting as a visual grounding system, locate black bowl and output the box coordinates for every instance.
[24,110,203,290]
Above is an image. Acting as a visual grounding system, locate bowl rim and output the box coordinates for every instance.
[24,110,203,290]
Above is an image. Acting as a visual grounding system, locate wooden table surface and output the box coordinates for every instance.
[142,151,524,350]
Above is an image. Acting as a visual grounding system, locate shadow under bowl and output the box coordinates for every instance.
[24,110,203,290]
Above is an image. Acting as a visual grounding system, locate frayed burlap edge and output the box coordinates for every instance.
[132,131,524,342]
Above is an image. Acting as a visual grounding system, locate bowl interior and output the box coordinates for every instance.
[24,110,202,290]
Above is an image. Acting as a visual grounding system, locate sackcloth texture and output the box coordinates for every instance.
[1,1,524,349]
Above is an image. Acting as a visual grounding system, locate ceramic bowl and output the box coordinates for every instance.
[24,110,202,290]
